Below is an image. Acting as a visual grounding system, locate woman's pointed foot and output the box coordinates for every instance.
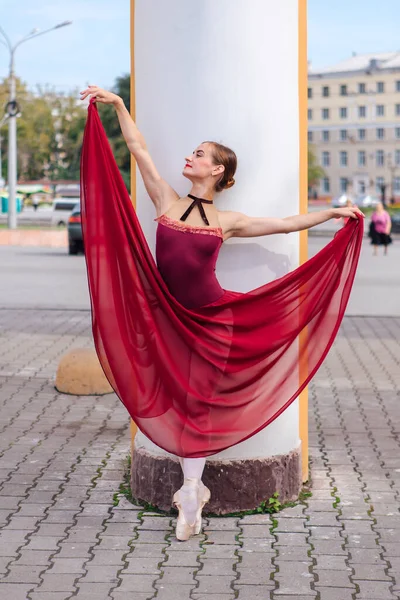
[173,479,211,541]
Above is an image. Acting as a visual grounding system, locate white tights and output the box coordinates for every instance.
[177,457,206,525]
[178,457,206,480]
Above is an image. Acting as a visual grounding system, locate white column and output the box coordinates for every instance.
[134,0,301,463]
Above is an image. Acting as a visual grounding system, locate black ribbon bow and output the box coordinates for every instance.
[180,194,213,226]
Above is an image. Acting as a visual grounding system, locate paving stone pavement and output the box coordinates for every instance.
[0,309,400,600]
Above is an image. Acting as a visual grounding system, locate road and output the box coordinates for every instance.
[0,237,399,315]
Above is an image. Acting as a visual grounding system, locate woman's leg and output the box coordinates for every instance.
[179,457,206,480]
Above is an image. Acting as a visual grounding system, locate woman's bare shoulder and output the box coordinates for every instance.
[156,186,180,217]
[217,209,246,237]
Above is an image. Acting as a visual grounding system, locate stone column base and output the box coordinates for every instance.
[131,444,302,515]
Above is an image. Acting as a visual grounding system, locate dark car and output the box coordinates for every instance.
[391,212,400,234]
[67,204,84,254]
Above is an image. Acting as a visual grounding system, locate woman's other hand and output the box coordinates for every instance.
[332,206,365,220]
[80,85,123,106]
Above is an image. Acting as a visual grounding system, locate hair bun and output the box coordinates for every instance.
[225,177,235,189]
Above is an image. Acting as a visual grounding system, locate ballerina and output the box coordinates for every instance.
[80,85,364,540]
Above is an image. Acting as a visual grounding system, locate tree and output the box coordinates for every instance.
[308,145,325,188]
[98,74,131,190]
[0,74,131,185]
[44,92,87,181]
[0,77,55,181]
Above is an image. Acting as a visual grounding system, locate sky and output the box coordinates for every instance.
[0,0,399,94]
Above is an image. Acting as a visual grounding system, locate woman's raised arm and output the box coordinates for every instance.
[80,86,178,213]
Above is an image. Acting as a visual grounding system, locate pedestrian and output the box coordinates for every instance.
[369,201,392,256]
[80,86,364,541]
[32,197,39,212]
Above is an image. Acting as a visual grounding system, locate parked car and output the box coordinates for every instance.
[51,198,80,227]
[355,195,380,208]
[391,212,400,234]
[331,194,354,207]
[67,205,84,255]
[332,194,380,208]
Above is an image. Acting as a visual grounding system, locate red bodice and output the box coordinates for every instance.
[155,214,225,309]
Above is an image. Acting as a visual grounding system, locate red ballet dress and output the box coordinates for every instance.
[80,101,363,458]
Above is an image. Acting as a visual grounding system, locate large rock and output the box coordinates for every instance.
[55,348,113,395]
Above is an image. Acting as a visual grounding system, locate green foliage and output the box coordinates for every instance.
[308,144,325,187]
[256,492,282,514]
[0,74,131,186]
[1,77,55,180]
[97,74,131,190]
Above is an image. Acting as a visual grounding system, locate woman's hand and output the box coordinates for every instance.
[332,206,364,220]
[80,85,123,106]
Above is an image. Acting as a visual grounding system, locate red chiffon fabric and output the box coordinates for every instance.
[80,101,363,458]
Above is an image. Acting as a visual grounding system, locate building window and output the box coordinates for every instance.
[395,149,400,166]
[394,177,400,193]
[308,87,312,99]
[340,84,348,96]
[376,150,385,166]
[322,108,330,120]
[376,105,385,116]
[322,86,330,97]
[308,131,313,143]
[322,130,330,142]
[340,178,348,193]
[358,180,366,195]
[340,107,348,119]
[340,129,347,141]
[358,106,366,118]
[396,127,400,139]
[308,108,313,120]
[358,151,366,167]
[396,104,400,116]
[359,83,366,94]
[358,128,366,141]
[377,81,385,93]
[322,151,330,167]
[322,178,330,193]
[340,151,348,167]
[376,177,385,193]
[396,81,400,92]
[376,128,385,140]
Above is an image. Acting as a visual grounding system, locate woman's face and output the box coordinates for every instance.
[376,202,383,211]
[182,143,223,182]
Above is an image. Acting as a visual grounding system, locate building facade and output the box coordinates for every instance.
[308,52,400,200]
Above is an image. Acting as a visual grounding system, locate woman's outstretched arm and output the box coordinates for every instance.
[220,206,364,239]
[80,86,178,213]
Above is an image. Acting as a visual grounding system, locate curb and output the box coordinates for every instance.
[0,230,68,247]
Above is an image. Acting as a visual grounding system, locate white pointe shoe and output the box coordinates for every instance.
[173,479,211,541]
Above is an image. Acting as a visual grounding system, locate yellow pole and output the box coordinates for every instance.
[130,0,138,448]
[298,0,309,483]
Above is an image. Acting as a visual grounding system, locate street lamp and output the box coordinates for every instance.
[0,114,9,189]
[0,20,72,229]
